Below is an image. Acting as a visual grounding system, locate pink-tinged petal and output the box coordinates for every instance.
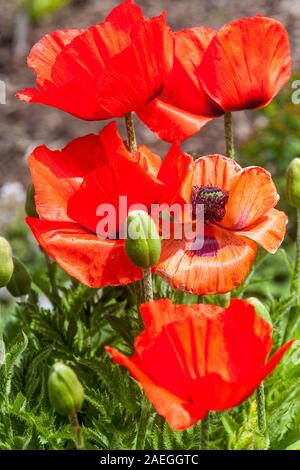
[138,98,214,142]
[27,218,142,287]
[155,225,257,295]
[222,166,280,229]
[232,208,287,254]
[193,154,242,191]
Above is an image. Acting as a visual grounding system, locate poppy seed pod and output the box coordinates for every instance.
[7,257,32,297]
[0,237,14,288]
[25,184,38,218]
[125,210,161,269]
[286,158,300,209]
[48,363,84,417]
[246,297,272,326]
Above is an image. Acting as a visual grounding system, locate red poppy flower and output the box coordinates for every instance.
[26,122,191,287]
[16,0,174,120]
[138,16,291,142]
[106,298,294,430]
[155,152,287,294]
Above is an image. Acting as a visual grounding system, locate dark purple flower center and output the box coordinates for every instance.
[190,185,229,224]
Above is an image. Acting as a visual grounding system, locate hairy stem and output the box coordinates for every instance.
[224,112,235,159]
[256,383,267,436]
[70,410,84,450]
[125,112,137,152]
[134,268,154,450]
[142,268,153,303]
[200,413,210,450]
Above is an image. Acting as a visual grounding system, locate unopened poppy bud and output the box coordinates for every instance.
[247,297,272,326]
[286,158,300,209]
[7,257,31,297]
[125,210,161,269]
[25,184,38,218]
[0,237,14,288]
[48,363,84,417]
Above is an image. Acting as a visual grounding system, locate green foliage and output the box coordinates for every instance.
[19,0,70,22]
[0,246,299,450]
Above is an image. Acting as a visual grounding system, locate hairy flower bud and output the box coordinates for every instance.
[25,184,38,218]
[286,158,300,209]
[246,297,272,326]
[48,363,84,417]
[0,237,14,288]
[7,257,31,297]
[125,210,161,268]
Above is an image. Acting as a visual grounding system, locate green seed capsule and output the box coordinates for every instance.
[286,158,300,209]
[246,297,272,326]
[48,363,84,417]
[0,237,14,288]
[125,210,161,269]
[7,257,31,297]
[25,184,38,218]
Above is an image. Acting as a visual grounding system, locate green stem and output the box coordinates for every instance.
[200,413,210,450]
[142,268,153,303]
[134,268,154,450]
[256,383,267,436]
[125,112,137,152]
[224,112,235,159]
[70,410,84,450]
[292,208,300,295]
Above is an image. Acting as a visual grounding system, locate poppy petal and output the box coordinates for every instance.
[164,27,222,116]
[158,143,194,205]
[66,131,164,234]
[193,154,242,191]
[137,98,214,142]
[96,14,174,118]
[232,208,287,254]
[156,225,257,294]
[28,132,105,222]
[26,218,142,287]
[262,339,295,379]
[222,166,280,230]
[17,22,130,119]
[198,16,291,111]
[26,29,83,84]
[135,145,162,177]
[105,0,144,30]
[105,345,202,430]
[138,299,222,341]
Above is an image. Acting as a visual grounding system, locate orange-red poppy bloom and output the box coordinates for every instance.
[16,0,173,120]
[106,298,294,430]
[26,122,190,287]
[155,152,287,294]
[138,16,291,142]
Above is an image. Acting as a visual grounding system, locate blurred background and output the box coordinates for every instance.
[0,0,300,311]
